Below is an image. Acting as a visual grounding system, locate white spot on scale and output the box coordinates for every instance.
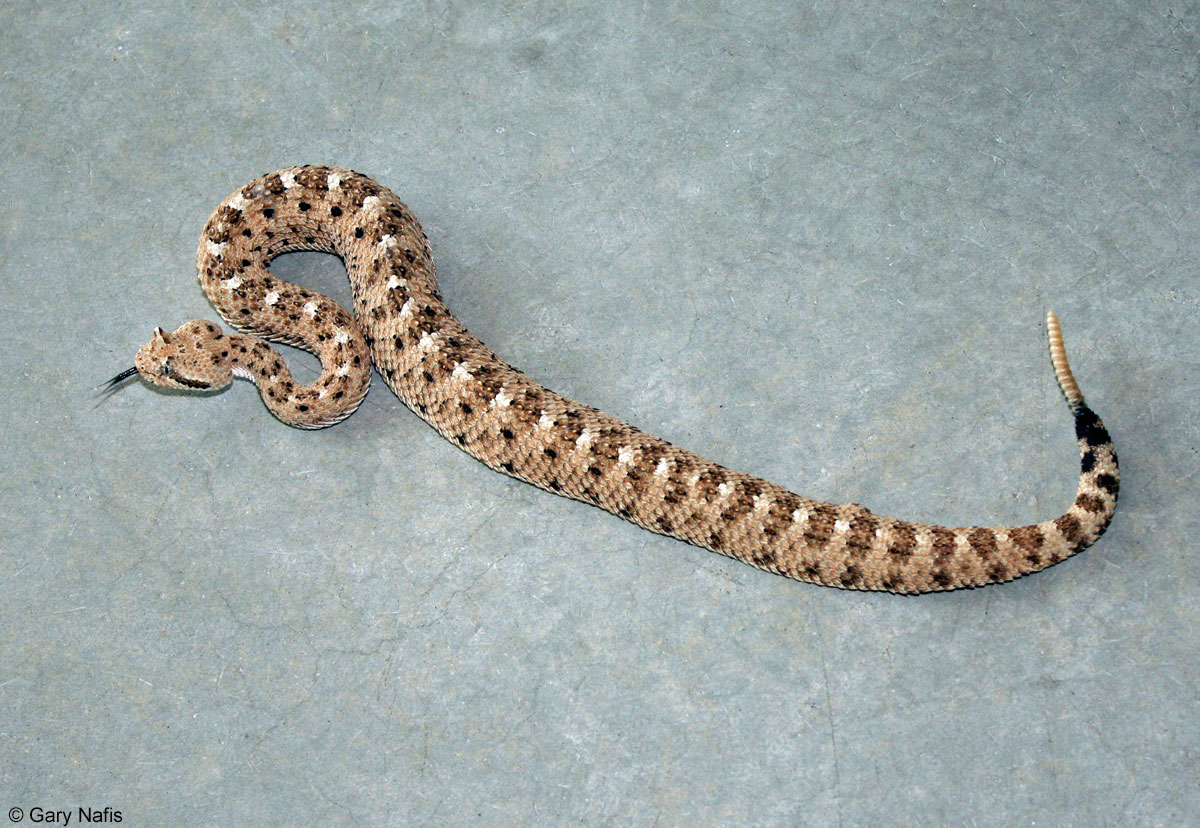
[575,428,596,450]
[227,192,249,212]
[379,234,397,249]
[222,276,242,290]
[264,291,280,306]
[537,412,555,430]
[493,388,513,408]
[205,239,227,257]
[417,332,437,352]
[398,299,415,322]
[336,362,351,377]
[386,273,405,290]
[280,170,297,189]
[303,301,318,316]
[333,329,349,344]
[752,494,772,513]
[452,363,472,382]
[653,458,671,478]
[318,389,327,399]
[617,446,636,465]
[792,508,809,524]
[327,171,343,190]
[717,482,735,499]
[833,519,850,534]
[361,195,382,213]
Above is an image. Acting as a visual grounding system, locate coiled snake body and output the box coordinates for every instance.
[119,166,1119,593]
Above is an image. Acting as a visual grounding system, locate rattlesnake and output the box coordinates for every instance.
[113,166,1119,593]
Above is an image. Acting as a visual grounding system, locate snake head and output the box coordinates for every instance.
[134,321,233,391]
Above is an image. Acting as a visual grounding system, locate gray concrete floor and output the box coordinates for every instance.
[2,2,1196,826]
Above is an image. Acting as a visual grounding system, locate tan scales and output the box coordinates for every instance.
[121,166,1120,594]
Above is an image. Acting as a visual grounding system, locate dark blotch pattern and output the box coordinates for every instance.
[1054,514,1086,546]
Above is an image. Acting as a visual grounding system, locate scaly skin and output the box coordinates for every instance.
[128,166,1119,593]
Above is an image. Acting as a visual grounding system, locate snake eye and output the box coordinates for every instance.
[161,362,172,377]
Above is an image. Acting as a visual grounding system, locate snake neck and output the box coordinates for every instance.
[215,328,369,429]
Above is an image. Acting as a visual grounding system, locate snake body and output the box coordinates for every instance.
[129,166,1119,593]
